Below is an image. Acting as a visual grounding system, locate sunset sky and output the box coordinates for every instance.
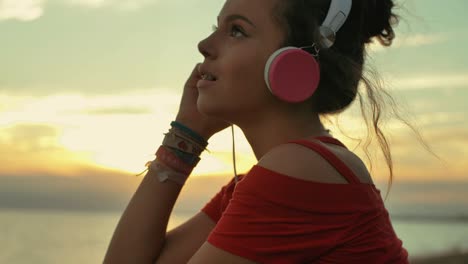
[0,0,467,211]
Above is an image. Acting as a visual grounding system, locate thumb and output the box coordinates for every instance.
[186,63,203,88]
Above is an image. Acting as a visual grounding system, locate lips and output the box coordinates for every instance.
[197,64,218,89]
[199,65,218,81]
[201,73,217,81]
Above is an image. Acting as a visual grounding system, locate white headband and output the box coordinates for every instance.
[319,0,352,48]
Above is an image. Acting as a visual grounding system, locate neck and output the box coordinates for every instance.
[236,108,330,161]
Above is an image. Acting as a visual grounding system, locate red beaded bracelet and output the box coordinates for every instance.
[155,145,194,174]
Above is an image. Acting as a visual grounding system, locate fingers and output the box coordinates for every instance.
[197,63,202,76]
[192,63,202,79]
[185,63,202,88]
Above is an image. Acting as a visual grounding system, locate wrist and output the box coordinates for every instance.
[162,122,207,167]
[174,117,212,141]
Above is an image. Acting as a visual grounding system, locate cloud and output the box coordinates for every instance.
[0,91,180,124]
[79,106,152,115]
[391,72,468,90]
[0,0,45,21]
[0,123,87,177]
[369,33,446,53]
[0,91,179,173]
[397,34,446,48]
[0,123,62,152]
[385,181,468,217]
[0,171,228,212]
[64,0,156,11]
[0,174,132,211]
[0,0,158,21]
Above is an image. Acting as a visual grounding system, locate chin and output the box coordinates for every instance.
[197,96,236,122]
[197,95,223,117]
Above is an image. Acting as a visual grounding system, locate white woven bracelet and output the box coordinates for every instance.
[149,159,188,185]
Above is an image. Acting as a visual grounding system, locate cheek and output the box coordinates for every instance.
[197,50,275,118]
[223,52,269,96]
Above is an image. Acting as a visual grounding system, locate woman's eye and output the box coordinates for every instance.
[211,24,246,38]
[230,25,245,38]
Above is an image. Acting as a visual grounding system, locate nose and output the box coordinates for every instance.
[198,33,217,59]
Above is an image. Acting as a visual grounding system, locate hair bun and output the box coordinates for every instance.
[365,0,398,46]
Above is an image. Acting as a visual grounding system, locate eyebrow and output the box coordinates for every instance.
[217,14,256,28]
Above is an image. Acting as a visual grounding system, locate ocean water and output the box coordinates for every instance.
[0,208,191,264]
[1,208,468,264]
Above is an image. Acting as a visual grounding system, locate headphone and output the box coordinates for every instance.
[264,0,353,103]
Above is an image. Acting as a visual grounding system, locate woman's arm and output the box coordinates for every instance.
[104,167,221,264]
[155,211,216,263]
[104,167,216,264]
[103,169,183,263]
[104,62,232,263]
[188,242,257,264]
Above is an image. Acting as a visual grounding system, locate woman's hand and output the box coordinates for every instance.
[175,63,231,140]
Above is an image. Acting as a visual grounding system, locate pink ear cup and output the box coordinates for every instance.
[264,47,320,103]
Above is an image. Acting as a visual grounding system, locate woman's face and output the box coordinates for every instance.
[197,0,285,124]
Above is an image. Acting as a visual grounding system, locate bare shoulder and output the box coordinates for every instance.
[257,140,373,184]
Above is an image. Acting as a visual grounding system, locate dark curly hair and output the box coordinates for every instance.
[272,0,430,193]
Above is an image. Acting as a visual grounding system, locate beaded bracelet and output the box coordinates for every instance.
[155,145,195,174]
[171,121,208,148]
[135,121,207,178]
[166,147,201,166]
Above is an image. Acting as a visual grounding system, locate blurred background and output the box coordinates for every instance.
[1,0,467,263]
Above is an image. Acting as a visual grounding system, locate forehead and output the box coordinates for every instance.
[219,0,278,26]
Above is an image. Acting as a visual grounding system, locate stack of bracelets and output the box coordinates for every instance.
[137,121,209,186]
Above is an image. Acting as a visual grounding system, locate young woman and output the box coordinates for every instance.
[105,0,410,263]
